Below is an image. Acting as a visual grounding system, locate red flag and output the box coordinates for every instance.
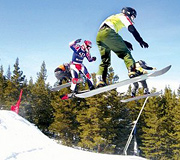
[11,89,23,114]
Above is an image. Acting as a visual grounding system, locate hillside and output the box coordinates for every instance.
[0,110,146,160]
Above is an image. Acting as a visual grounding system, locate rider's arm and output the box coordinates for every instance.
[128,25,143,43]
[119,14,149,48]
[128,25,149,48]
[140,62,153,70]
[86,52,96,62]
[69,39,81,52]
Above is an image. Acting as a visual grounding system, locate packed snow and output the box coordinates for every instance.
[0,110,146,160]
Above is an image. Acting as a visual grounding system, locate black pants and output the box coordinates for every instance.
[132,80,149,95]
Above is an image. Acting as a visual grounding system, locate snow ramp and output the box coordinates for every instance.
[0,110,146,160]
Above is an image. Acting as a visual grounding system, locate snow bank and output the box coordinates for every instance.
[0,110,146,160]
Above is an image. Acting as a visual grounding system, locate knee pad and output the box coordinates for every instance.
[86,73,91,79]
[72,78,78,84]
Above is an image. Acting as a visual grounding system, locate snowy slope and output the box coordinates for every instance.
[0,110,146,160]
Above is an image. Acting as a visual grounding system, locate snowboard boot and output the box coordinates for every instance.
[96,75,107,88]
[89,85,95,90]
[60,92,76,100]
[58,79,63,85]
[144,88,150,95]
[131,91,136,97]
[96,81,106,88]
[86,79,95,90]
[70,85,79,97]
[60,94,69,100]
[128,65,143,78]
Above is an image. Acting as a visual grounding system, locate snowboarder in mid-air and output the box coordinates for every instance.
[131,60,156,97]
[96,7,149,87]
[69,39,96,94]
[54,62,71,86]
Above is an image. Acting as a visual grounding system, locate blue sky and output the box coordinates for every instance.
[0,0,180,92]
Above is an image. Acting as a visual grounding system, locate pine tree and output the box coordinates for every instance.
[11,58,25,86]
[140,93,163,159]
[0,65,6,106]
[2,65,12,106]
[30,61,54,134]
[77,97,103,151]
[19,77,35,123]
[4,58,26,105]
[140,87,178,159]
[170,89,180,158]
[101,90,132,154]
[49,91,81,146]
[159,87,177,159]
[76,68,131,154]
[6,65,11,80]
[26,77,34,103]
[178,85,180,96]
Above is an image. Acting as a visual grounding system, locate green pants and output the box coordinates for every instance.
[96,27,135,81]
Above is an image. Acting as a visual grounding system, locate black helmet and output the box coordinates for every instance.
[121,7,137,21]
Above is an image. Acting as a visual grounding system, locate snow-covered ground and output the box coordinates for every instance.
[0,110,146,160]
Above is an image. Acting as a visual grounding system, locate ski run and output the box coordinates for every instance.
[0,110,146,160]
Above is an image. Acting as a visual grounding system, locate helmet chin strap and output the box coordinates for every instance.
[130,15,135,24]
[131,15,135,21]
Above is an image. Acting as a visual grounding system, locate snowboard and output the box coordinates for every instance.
[120,91,162,103]
[51,78,84,91]
[60,74,148,100]
[75,65,171,98]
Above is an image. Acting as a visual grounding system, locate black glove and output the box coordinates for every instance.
[124,40,133,51]
[139,41,149,48]
[92,57,96,61]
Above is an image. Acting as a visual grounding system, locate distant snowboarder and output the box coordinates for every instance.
[54,62,71,85]
[69,39,96,94]
[131,60,156,97]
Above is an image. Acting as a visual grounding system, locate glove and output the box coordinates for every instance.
[124,41,133,51]
[143,70,148,74]
[153,67,157,70]
[92,57,96,61]
[75,39,81,43]
[139,41,149,48]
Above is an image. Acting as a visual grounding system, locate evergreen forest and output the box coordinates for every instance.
[0,58,180,160]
